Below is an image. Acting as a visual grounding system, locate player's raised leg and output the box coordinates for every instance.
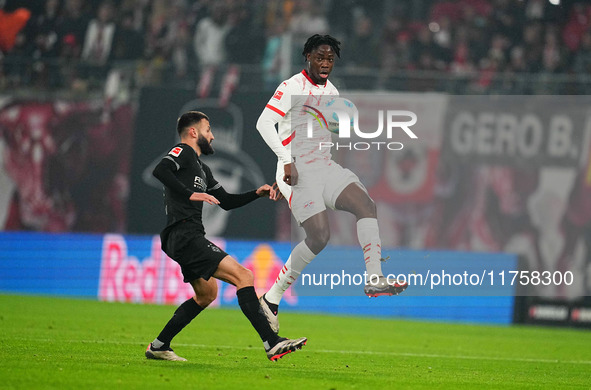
[335,183,408,297]
[260,211,329,332]
[213,255,307,361]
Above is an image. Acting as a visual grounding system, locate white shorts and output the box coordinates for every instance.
[276,159,365,224]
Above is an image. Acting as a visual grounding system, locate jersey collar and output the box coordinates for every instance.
[301,69,326,87]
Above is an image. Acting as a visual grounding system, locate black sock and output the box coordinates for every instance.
[236,286,279,348]
[156,298,204,348]
[263,294,279,315]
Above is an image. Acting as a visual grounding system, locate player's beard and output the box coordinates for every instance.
[198,134,215,155]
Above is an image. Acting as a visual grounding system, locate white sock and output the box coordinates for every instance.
[152,339,165,349]
[265,240,315,305]
[357,218,384,278]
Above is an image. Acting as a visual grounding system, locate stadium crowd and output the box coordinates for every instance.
[1,0,591,94]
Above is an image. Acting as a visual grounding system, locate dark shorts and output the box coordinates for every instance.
[161,223,228,283]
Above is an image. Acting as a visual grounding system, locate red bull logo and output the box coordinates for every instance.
[98,235,297,307]
[223,243,298,305]
[98,234,222,306]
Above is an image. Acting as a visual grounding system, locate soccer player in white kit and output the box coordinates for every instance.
[256,34,408,332]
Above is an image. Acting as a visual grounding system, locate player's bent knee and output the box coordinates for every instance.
[192,280,218,307]
[194,292,216,307]
[307,230,330,253]
[201,287,218,306]
[365,197,377,215]
[355,195,376,218]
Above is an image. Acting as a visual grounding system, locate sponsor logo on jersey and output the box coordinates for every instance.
[208,242,222,253]
[194,176,207,191]
[273,90,284,101]
[169,146,182,157]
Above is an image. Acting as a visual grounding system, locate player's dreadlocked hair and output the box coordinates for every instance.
[302,34,341,61]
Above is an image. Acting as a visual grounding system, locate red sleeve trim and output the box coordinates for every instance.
[281,131,296,146]
[265,104,286,117]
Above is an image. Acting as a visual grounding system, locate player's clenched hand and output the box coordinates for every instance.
[256,184,275,199]
[283,162,298,186]
[189,192,220,205]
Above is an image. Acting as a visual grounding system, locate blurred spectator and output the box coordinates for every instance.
[541,27,565,73]
[146,0,190,61]
[532,25,567,94]
[81,0,116,65]
[507,45,528,73]
[432,16,453,50]
[138,0,193,85]
[377,13,406,87]
[193,2,230,98]
[411,25,447,70]
[0,4,31,53]
[497,45,529,93]
[170,24,190,79]
[2,0,591,95]
[450,25,475,74]
[470,57,500,93]
[289,0,329,40]
[345,11,378,68]
[226,3,264,66]
[573,31,591,75]
[25,0,62,87]
[221,2,265,106]
[379,12,405,66]
[487,34,509,68]
[525,0,546,22]
[0,3,31,88]
[562,3,591,52]
[264,0,295,32]
[119,0,151,33]
[459,5,489,61]
[522,22,544,72]
[112,11,145,60]
[27,0,61,58]
[326,0,378,42]
[489,0,523,40]
[430,0,463,23]
[193,2,229,65]
[56,0,90,58]
[289,0,328,64]
[164,0,193,79]
[262,21,285,90]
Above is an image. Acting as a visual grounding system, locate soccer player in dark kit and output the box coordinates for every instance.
[145,111,306,361]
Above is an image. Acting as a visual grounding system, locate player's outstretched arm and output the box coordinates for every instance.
[209,186,259,211]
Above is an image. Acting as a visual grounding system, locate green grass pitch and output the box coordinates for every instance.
[1,294,589,389]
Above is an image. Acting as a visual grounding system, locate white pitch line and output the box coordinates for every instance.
[11,337,591,365]
[309,348,591,365]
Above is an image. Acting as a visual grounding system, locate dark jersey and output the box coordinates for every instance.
[153,142,260,239]
[154,143,220,235]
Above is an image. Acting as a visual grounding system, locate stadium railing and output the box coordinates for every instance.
[2,56,591,95]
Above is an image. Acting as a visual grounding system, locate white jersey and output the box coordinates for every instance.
[262,70,339,165]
